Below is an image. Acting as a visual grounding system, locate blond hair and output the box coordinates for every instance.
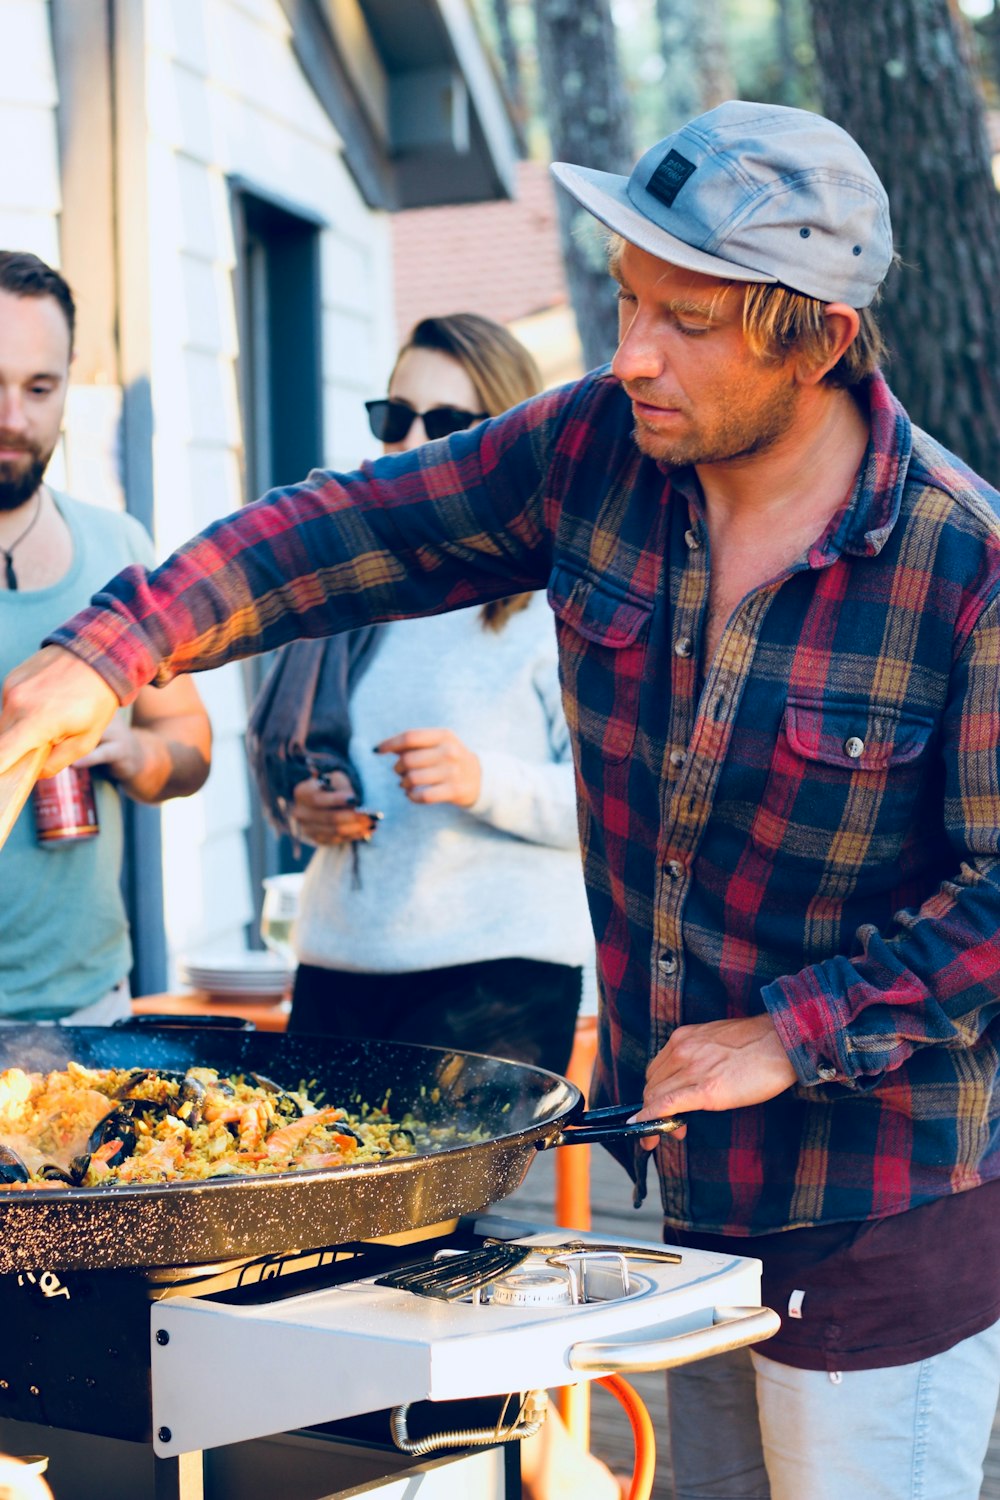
[397,314,542,631]
[742,283,886,387]
[605,231,884,387]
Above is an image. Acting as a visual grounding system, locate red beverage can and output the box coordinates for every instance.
[33,766,100,844]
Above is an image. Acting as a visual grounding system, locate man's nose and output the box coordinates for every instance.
[611,310,665,386]
[0,389,28,434]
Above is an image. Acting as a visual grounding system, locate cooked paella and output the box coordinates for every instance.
[0,1061,429,1188]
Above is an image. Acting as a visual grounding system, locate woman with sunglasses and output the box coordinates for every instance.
[283,316,620,1500]
[284,313,594,1083]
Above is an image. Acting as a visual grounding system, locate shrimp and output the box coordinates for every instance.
[263,1107,348,1159]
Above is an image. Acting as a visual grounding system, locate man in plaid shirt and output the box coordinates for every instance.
[2,102,999,1496]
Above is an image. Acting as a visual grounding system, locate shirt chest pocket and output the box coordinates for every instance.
[548,565,653,764]
[750,698,936,866]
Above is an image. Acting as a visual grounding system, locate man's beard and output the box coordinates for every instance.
[628,377,799,468]
[0,440,50,512]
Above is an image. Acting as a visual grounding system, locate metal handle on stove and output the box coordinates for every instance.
[568,1305,780,1373]
[545,1102,681,1147]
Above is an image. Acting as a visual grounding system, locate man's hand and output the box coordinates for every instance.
[376,728,482,807]
[76,716,148,785]
[632,1014,797,1145]
[76,675,211,804]
[0,646,120,777]
[291,771,377,846]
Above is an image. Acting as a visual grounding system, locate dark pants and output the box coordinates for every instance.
[289,957,583,1076]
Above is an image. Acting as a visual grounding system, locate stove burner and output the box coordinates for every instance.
[489,1267,574,1307]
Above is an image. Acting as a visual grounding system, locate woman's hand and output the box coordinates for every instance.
[291,772,377,846]
[376,728,482,807]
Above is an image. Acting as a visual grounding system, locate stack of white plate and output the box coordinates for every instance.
[179,950,292,1001]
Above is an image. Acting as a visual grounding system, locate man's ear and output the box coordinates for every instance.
[795,303,861,387]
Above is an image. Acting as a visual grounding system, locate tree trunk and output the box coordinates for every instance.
[775,0,798,104]
[653,0,735,130]
[692,0,736,112]
[533,0,634,368]
[810,0,1000,485]
[489,0,526,126]
[972,6,1000,99]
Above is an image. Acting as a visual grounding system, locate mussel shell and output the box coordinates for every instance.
[0,1144,30,1184]
[86,1109,138,1165]
[249,1073,304,1119]
[38,1163,81,1185]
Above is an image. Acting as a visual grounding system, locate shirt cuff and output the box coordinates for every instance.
[44,607,162,706]
[761,970,861,1090]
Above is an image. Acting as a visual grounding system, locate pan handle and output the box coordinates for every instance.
[568,1305,780,1374]
[113,1013,256,1033]
[543,1103,681,1147]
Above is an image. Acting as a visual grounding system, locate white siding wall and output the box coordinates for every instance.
[0,0,70,497]
[0,0,60,263]
[142,0,397,970]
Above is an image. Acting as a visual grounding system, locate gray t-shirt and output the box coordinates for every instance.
[0,492,154,1016]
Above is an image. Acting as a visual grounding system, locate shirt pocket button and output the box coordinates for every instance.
[843,736,865,759]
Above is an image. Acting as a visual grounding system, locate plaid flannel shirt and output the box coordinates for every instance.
[51,368,1000,1235]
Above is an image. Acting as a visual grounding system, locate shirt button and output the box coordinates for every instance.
[816,1064,838,1082]
[669,749,687,769]
[844,737,865,760]
[684,528,701,550]
[666,860,684,879]
[674,636,693,658]
[658,951,678,976]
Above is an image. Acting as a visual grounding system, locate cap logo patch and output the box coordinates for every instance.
[646,149,696,208]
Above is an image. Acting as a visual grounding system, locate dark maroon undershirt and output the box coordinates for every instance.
[669,1178,1000,1371]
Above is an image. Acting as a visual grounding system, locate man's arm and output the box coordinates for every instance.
[758,589,1000,1092]
[0,388,569,777]
[635,587,1000,1140]
[76,675,211,803]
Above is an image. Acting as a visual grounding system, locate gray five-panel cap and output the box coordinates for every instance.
[550,100,894,308]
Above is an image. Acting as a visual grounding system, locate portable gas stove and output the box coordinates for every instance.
[0,1214,778,1499]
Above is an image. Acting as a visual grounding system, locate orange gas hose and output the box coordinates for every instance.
[596,1373,656,1500]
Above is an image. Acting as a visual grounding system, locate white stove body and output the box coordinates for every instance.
[150,1216,776,1458]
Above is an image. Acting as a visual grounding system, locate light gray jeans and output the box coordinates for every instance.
[667,1318,1000,1500]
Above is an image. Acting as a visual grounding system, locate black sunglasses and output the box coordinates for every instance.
[365,398,488,445]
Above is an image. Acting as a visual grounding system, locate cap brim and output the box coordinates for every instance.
[550,161,777,287]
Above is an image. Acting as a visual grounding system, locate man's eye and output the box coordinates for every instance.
[29,384,54,396]
[676,322,710,337]
[615,289,636,305]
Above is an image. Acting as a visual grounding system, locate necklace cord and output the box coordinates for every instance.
[0,491,43,591]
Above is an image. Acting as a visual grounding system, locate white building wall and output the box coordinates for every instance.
[0,0,72,499]
[141,0,397,970]
[0,0,60,264]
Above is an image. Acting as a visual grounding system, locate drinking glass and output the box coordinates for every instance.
[260,874,303,968]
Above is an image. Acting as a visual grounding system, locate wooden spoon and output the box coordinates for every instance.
[0,744,50,853]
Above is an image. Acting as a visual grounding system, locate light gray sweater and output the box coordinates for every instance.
[294,597,593,973]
